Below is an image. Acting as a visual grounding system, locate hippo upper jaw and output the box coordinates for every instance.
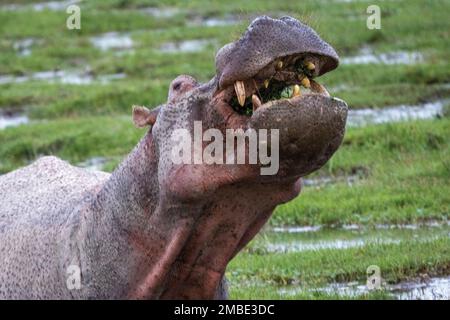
[216,16,339,89]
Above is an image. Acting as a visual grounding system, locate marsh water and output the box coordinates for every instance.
[2,1,80,11]
[0,70,126,86]
[341,47,423,65]
[347,100,447,127]
[90,32,134,52]
[159,39,218,53]
[0,110,29,130]
[278,275,450,300]
[257,223,450,253]
[251,222,450,299]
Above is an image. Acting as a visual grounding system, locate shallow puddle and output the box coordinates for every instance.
[188,15,240,27]
[141,7,180,18]
[2,0,80,11]
[237,221,450,300]
[272,226,322,233]
[159,39,217,53]
[271,220,450,234]
[0,70,126,85]
[347,100,446,127]
[0,110,29,130]
[34,70,93,85]
[97,73,127,83]
[391,276,450,300]
[90,32,133,52]
[13,38,36,56]
[302,174,361,187]
[279,276,450,300]
[342,47,423,65]
[33,0,80,11]
[265,238,402,252]
[261,222,450,253]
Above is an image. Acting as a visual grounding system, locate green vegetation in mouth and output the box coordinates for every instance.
[259,79,293,101]
[229,95,254,116]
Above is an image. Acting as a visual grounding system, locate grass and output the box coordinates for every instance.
[272,118,450,226]
[0,0,449,116]
[228,237,450,298]
[251,225,450,248]
[1,0,450,300]
[0,116,141,173]
[3,117,447,224]
[230,285,395,300]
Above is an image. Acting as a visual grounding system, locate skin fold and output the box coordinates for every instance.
[0,16,347,299]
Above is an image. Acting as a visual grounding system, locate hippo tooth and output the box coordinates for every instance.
[264,79,270,89]
[234,81,246,106]
[276,60,283,70]
[310,79,330,97]
[301,77,311,88]
[292,85,301,98]
[305,61,315,71]
[252,94,262,111]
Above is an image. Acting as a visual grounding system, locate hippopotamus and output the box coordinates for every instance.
[0,16,347,299]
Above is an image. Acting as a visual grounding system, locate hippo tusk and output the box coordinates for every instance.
[234,81,246,106]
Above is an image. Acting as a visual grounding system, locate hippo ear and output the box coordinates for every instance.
[132,105,160,128]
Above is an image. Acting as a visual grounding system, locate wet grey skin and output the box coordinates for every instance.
[0,16,347,299]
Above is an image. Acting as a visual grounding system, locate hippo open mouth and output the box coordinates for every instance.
[214,16,341,116]
[206,16,347,179]
[220,53,333,116]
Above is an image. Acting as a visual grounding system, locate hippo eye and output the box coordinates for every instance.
[172,82,182,91]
